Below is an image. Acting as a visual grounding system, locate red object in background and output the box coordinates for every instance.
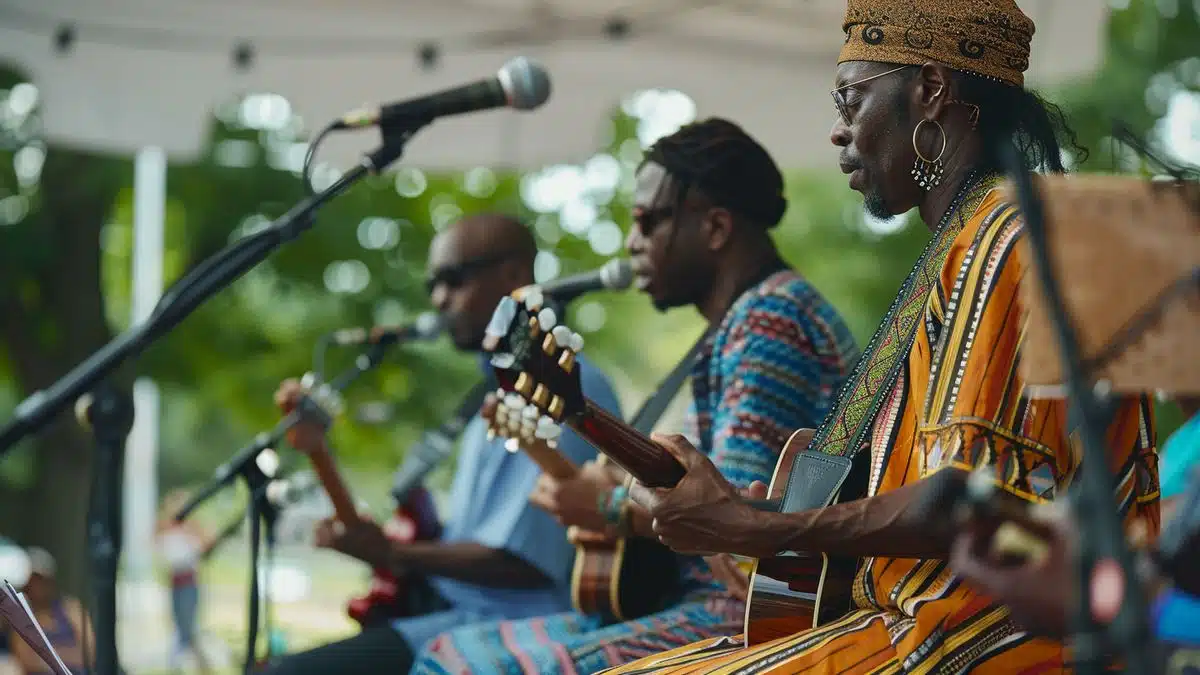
[346,486,442,626]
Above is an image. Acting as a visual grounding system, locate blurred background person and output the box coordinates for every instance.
[156,489,216,674]
[6,548,92,675]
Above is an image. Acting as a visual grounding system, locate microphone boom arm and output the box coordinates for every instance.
[0,120,427,458]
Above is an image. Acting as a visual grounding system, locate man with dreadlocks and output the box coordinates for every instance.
[598,1,1161,673]
[407,118,859,673]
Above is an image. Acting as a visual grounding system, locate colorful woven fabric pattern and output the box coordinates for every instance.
[597,182,1161,675]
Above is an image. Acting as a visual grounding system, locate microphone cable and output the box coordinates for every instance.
[300,122,338,197]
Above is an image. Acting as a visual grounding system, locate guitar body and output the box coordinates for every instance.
[572,531,680,621]
[346,485,443,627]
[743,429,867,646]
[485,398,680,621]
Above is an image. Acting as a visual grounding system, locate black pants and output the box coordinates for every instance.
[260,624,413,675]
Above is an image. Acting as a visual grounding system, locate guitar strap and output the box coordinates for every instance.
[629,326,717,435]
[390,378,493,503]
[779,174,1002,514]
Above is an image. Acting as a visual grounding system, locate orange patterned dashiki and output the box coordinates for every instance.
[599,180,1161,675]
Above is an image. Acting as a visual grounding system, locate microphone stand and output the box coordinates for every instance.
[210,337,398,673]
[0,121,430,462]
[239,459,273,675]
[1001,142,1155,674]
[76,382,135,675]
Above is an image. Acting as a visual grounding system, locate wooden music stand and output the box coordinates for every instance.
[1006,175,1200,396]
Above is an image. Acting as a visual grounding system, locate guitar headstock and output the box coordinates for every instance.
[481,390,562,452]
[294,371,345,434]
[482,291,587,434]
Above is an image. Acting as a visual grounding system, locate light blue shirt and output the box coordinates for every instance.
[391,354,620,649]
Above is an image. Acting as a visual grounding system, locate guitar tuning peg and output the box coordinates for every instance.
[521,405,539,420]
[569,332,585,352]
[491,352,516,369]
[522,288,545,312]
[503,392,525,411]
[551,325,571,345]
[515,372,534,396]
[485,297,519,340]
[548,394,565,419]
[535,415,562,441]
[558,350,575,373]
[531,384,550,408]
[300,372,320,391]
[503,437,521,454]
[537,307,557,331]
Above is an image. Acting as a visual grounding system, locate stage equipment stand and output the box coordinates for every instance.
[75,382,136,675]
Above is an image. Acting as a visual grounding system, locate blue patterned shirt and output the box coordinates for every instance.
[679,269,858,593]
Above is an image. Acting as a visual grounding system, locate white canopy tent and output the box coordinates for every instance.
[1,0,1110,171]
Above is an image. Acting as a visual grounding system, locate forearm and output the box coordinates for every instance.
[385,541,551,589]
[757,479,955,560]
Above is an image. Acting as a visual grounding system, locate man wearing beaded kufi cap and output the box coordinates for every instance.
[597,1,1162,672]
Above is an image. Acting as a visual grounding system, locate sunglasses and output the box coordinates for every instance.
[424,251,514,294]
[831,65,911,126]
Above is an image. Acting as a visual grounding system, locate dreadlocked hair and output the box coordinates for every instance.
[891,66,1088,174]
[952,71,1087,175]
[642,117,788,229]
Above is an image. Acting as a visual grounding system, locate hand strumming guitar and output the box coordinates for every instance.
[629,433,774,558]
[274,378,327,453]
[529,461,620,533]
[704,482,767,601]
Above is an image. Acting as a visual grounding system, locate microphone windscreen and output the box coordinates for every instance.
[499,57,551,111]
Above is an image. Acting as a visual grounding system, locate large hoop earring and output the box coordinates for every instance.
[911,119,947,190]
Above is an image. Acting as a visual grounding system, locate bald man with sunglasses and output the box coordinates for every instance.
[266,213,621,675]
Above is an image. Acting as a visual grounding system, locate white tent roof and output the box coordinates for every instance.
[0,0,1109,170]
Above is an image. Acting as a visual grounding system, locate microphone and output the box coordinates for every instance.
[332,57,551,131]
[328,312,443,346]
[512,259,633,306]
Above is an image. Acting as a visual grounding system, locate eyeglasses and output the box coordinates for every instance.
[424,251,515,294]
[831,65,911,126]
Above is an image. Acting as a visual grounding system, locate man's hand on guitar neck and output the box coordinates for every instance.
[629,433,774,557]
[275,379,328,453]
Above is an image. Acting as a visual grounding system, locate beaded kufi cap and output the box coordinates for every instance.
[838,0,1034,87]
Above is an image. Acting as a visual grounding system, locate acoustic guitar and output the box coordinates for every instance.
[482,392,678,621]
[482,295,863,645]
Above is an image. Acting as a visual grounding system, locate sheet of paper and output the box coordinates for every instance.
[0,580,73,675]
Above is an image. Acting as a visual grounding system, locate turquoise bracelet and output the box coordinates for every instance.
[602,485,629,526]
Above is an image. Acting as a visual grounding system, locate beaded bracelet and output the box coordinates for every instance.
[601,485,629,526]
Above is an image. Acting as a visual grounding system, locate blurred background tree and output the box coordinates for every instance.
[0,0,1196,596]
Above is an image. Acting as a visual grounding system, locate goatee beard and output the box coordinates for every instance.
[862,190,893,220]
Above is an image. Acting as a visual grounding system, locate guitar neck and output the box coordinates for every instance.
[308,444,360,523]
[566,399,685,488]
[520,439,579,480]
